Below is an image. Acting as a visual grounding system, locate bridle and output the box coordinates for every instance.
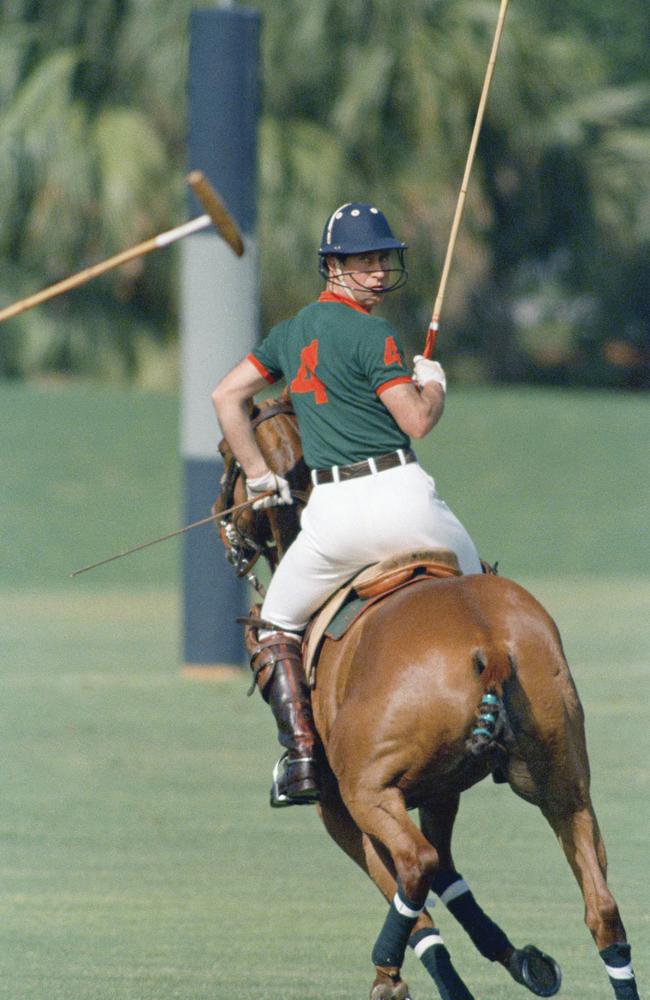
[217,398,309,594]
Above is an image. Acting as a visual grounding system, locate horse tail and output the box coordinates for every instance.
[468,647,515,756]
[473,646,514,696]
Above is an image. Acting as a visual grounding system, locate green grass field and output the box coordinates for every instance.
[1,383,648,999]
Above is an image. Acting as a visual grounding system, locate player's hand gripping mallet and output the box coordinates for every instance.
[0,170,244,324]
[423,0,510,358]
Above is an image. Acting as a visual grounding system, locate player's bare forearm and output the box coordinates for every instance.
[413,381,445,436]
[380,380,445,439]
[211,359,271,478]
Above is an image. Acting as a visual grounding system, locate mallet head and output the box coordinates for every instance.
[186,170,245,257]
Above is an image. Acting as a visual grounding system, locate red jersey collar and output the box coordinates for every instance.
[318,290,371,315]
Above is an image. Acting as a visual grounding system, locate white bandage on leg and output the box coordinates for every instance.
[438,878,470,906]
[393,892,424,918]
[605,963,635,980]
[413,933,444,958]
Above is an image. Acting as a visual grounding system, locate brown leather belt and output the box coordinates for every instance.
[310,448,417,485]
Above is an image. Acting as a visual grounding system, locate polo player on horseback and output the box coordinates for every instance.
[212,203,482,807]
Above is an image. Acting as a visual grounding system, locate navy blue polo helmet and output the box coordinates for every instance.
[318,202,407,257]
[318,202,408,288]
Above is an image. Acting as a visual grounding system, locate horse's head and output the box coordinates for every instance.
[213,390,311,577]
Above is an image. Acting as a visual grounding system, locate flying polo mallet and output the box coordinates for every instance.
[423,0,511,358]
[0,170,244,324]
[70,490,274,578]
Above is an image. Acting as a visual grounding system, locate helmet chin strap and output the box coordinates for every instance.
[329,260,359,302]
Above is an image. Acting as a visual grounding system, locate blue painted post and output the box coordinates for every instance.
[181,7,260,674]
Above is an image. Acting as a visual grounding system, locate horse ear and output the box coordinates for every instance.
[279,385,291,402]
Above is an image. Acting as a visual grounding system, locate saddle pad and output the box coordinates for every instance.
[324,577,434,641]
[303,548,460,687]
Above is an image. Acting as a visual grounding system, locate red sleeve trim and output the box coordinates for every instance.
[246,352,277,385]
[376,375,412,396]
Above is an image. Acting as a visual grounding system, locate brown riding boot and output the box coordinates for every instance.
[248,630,320,807]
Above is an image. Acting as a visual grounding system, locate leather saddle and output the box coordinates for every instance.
[303,549,462,686]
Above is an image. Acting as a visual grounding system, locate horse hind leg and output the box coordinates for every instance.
[420,798,561,998]
[339,783,452,997]
[420,798,513,963]
[318,777,476,1000]
[547,802,640,1000]
[514,684,640,999]
[363,788,507,1000]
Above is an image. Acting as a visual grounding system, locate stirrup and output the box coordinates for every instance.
[269,752,320,809]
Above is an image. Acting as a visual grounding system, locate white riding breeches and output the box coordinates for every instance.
[261,462,481,634]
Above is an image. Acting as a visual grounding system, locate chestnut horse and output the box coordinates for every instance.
[215,395,640,1000]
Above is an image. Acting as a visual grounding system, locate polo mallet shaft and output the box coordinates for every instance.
[70,490,273,578]
[0,171,243,324]
[424,0,510,358]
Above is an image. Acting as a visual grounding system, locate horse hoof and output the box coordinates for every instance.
[370,987,412,1000]
[370,971,413,1000]
[508,945,562,997]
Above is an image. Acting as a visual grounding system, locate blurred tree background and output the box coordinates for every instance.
[0,0,648,387]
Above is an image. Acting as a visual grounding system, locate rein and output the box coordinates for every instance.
[250,399,296,429]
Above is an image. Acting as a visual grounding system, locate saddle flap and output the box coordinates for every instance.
[353,549,461,599]
[303,549,462,686]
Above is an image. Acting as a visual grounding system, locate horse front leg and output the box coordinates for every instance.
[420,797,561,997]
[546,802,640,1000]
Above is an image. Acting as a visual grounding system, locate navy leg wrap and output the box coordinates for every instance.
[372,886,423,969]
[600,943,640,1000]
[431,870,511,961]
[410,928,475,1000]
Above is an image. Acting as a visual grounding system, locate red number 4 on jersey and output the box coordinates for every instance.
[384,335,402,366]
[290,338,329,404]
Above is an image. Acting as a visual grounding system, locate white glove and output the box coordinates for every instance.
[246,469,293,510]
[412,355,447,393]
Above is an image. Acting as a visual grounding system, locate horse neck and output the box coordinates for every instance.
[255,411,309,558]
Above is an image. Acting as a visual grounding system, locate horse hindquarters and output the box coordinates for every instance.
[314,575,640,999]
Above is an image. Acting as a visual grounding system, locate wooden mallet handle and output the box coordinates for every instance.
[0,173,244,323]
[424,0,510,358]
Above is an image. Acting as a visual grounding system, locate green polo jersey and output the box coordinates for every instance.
[248,296,412,469]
